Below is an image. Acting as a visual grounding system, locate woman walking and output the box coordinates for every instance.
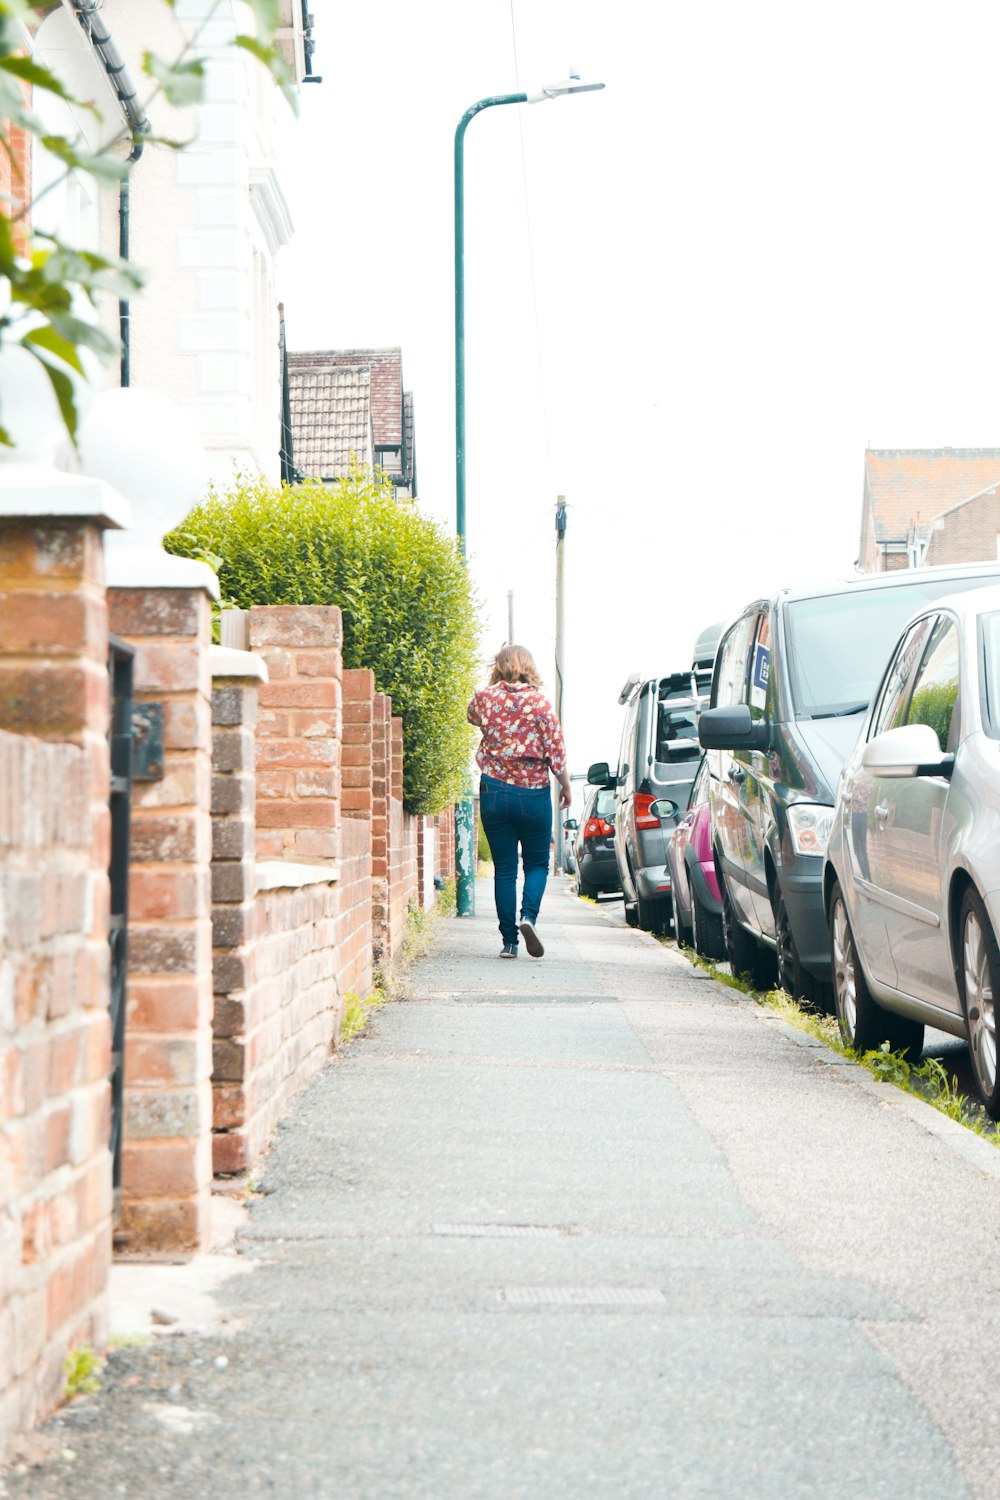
[468,645,571,959]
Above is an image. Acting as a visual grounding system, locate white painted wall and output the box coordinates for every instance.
[33,0,299,487]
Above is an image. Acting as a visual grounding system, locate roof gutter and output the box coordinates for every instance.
[69,0,151,387]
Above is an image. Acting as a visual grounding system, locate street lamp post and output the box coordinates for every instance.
[453,69,604,918]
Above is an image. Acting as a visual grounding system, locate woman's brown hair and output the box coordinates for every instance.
[489,644,542,688]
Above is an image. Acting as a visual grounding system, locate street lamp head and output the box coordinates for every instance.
[528,66,605,104]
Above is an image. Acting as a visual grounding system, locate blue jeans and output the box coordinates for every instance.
[479,773,552,946]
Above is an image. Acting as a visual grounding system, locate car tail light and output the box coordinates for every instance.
[583,817,613,840]
[634,793,659,830]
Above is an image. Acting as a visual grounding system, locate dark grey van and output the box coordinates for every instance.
[590,671,703,933]
[698,562,1000,1000]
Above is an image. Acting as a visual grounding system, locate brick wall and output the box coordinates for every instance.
[0,519,113,1459]
[107,587,214,1257]
[1,91,31,256]
[924,489,1000,566]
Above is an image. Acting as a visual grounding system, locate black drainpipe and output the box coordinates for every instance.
[70,0,150,387]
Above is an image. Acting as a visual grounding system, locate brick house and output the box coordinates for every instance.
[858,448,1000,572]
[288,348,417,497]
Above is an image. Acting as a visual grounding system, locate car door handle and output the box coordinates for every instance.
[728,767,746,784]
[874,803,889,829]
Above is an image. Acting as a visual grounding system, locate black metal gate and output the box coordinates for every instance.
[107,635,134,1216]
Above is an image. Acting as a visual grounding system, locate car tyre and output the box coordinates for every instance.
[720,868,777,990]
[670,885,691,947]
[637,895,671,935]
[774,890,827,1010]
[691,885,725,962]
[624,902,639,928]
[578,877,598,901]
[830,881,923,1058]
[959,886,1000,1120]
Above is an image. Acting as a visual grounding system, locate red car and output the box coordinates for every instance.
[667,756,725,959]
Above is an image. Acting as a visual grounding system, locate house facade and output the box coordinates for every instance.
[288,348,417,497]
[858,448,1000,572]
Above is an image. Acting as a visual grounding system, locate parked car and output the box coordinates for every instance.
[592,671,702,933]
[567,782,621,899]
[699,561,1000,1001]
[667,755,725,959]
[824,584,1000,1117]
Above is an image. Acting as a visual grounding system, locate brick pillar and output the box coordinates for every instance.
[107,585,214,1255]
[250,606,342,865]
[208,655,264,1177]
[371,693,392,962]
[0,512,114,1454]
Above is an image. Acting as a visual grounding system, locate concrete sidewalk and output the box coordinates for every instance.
[5,878,1000,1498]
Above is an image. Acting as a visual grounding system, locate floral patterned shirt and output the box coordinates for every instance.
[467,682,567,789]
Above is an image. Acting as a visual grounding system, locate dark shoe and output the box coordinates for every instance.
[499,941,518,959]
[519,920,544,958]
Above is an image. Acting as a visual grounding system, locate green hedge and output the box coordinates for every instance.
[165,467,480,814]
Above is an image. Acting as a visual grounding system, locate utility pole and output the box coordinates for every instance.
[507,590,514,643]
[554,497,567,870]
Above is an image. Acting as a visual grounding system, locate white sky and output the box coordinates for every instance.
[278,0,1000,781]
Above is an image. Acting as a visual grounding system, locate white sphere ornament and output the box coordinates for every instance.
[77,388,207,545]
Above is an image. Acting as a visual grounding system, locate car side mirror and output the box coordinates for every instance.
[587,761,612,785]
[861,723,954,779]
[651,798,678,820]
[563,818,578,831]
[698,705,769,751]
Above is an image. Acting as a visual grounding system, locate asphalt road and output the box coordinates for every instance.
[5,877,1000,1499]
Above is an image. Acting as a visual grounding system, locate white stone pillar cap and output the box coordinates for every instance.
[208,643,268,681]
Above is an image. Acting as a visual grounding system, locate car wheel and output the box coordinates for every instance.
[830,882,923,1058]
[670,886,691,947]
[774,891,826,1010]
[959,886,1000,1120]
[721,869,776,990]
[637,895,671,935]
[624,902,639,928]
[578,877,598,901]
[691,885,725,961]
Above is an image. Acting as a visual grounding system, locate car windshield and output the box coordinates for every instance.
[982,611,1000,738]
[786,574,1000,718]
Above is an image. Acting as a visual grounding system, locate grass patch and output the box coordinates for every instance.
[338,882,456,1045]
[63,1347,101,1400]
[679,946,1000,1148]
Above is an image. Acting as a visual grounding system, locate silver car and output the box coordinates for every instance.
[823,584,1000,1118]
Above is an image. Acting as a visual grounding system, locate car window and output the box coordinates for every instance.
[594,789,616,820]
[712,612,756,709]
[869,619,933,739]
[905,615,960,752]
[655,702,701,763]
[618,692,639,779]
[687,756,708,810]
[784,571,1000,718]
[748,610,771,720]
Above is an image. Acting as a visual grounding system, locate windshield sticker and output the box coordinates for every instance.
[751,643,769,709]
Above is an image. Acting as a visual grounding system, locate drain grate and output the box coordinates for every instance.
[498,1286,666,1306]
[433,1223,567,1238]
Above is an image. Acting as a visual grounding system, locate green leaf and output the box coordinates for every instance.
[234,35,296,110]
[22,323,85,375]
[25,346,79,441]
[142,52,206,108]
[0,54,91,111]
[245,0,282,33]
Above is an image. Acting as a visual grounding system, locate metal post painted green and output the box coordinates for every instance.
[454,92,526,919]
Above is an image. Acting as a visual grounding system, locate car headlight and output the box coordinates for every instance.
[786,803,834,857]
